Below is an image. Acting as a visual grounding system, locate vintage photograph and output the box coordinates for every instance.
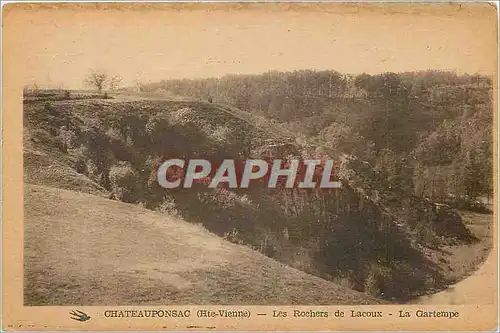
[9,1,498,315]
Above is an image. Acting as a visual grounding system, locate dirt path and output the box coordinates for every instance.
[412,211,496,305]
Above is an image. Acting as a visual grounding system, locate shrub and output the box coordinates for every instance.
[198,188,253,209]
[156,195,180,217]
[105,127,130,161]
[53,135,68,153]
[30,128,67,152]
[223,228,245,245]
[145,115,170,141]
[362,261,429,301]
[364,264,392,297]
[108,161,140,203]
[72,146,88,174]
[105,127,123,142]
[210,125,231,144]
[59,126,79,150]
[84,159,98,176]
[415,223,440,248]
[289,247,317,274]
[44,102,53,112]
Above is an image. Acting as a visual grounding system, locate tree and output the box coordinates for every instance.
[108,74,123,91]
[84,70,122,92]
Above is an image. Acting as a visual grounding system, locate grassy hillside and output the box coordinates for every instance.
[24,184,384,305]
[23,96,483,303]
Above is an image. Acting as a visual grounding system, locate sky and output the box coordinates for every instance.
[4,3,498,89]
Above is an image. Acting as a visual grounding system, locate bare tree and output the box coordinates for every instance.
[133,80,144,93]
[108,75,123,91]
[84,70,108,92]
[84,70,122,92]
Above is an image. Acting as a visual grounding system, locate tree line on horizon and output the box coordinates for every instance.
[139,69,493,205]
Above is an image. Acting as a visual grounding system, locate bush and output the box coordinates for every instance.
[105,127,123,142]
[223,228,245,245]
[364,264,392,297]
[198,188,253,209]
[72,146,88,174]
[145,115,170,140]
[363,262,429,301]
[156,195,179,217]
[44,102,53,112]
[415,226,440,248]
[30,128,67,152]
[85,159,108,187]
[53,135,68,153]
[59,126,79,150]
[210,125,232,144]
[108,161,140,203]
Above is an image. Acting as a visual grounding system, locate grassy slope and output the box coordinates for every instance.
[24,147,109,197]
[23,100,109,197]
[24,184,384,305]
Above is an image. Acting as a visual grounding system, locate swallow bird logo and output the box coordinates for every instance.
[70,310,91,322]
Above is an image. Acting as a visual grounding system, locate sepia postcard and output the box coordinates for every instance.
[1,2,498,331]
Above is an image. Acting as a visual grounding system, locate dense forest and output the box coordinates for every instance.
[139,70,493,205]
